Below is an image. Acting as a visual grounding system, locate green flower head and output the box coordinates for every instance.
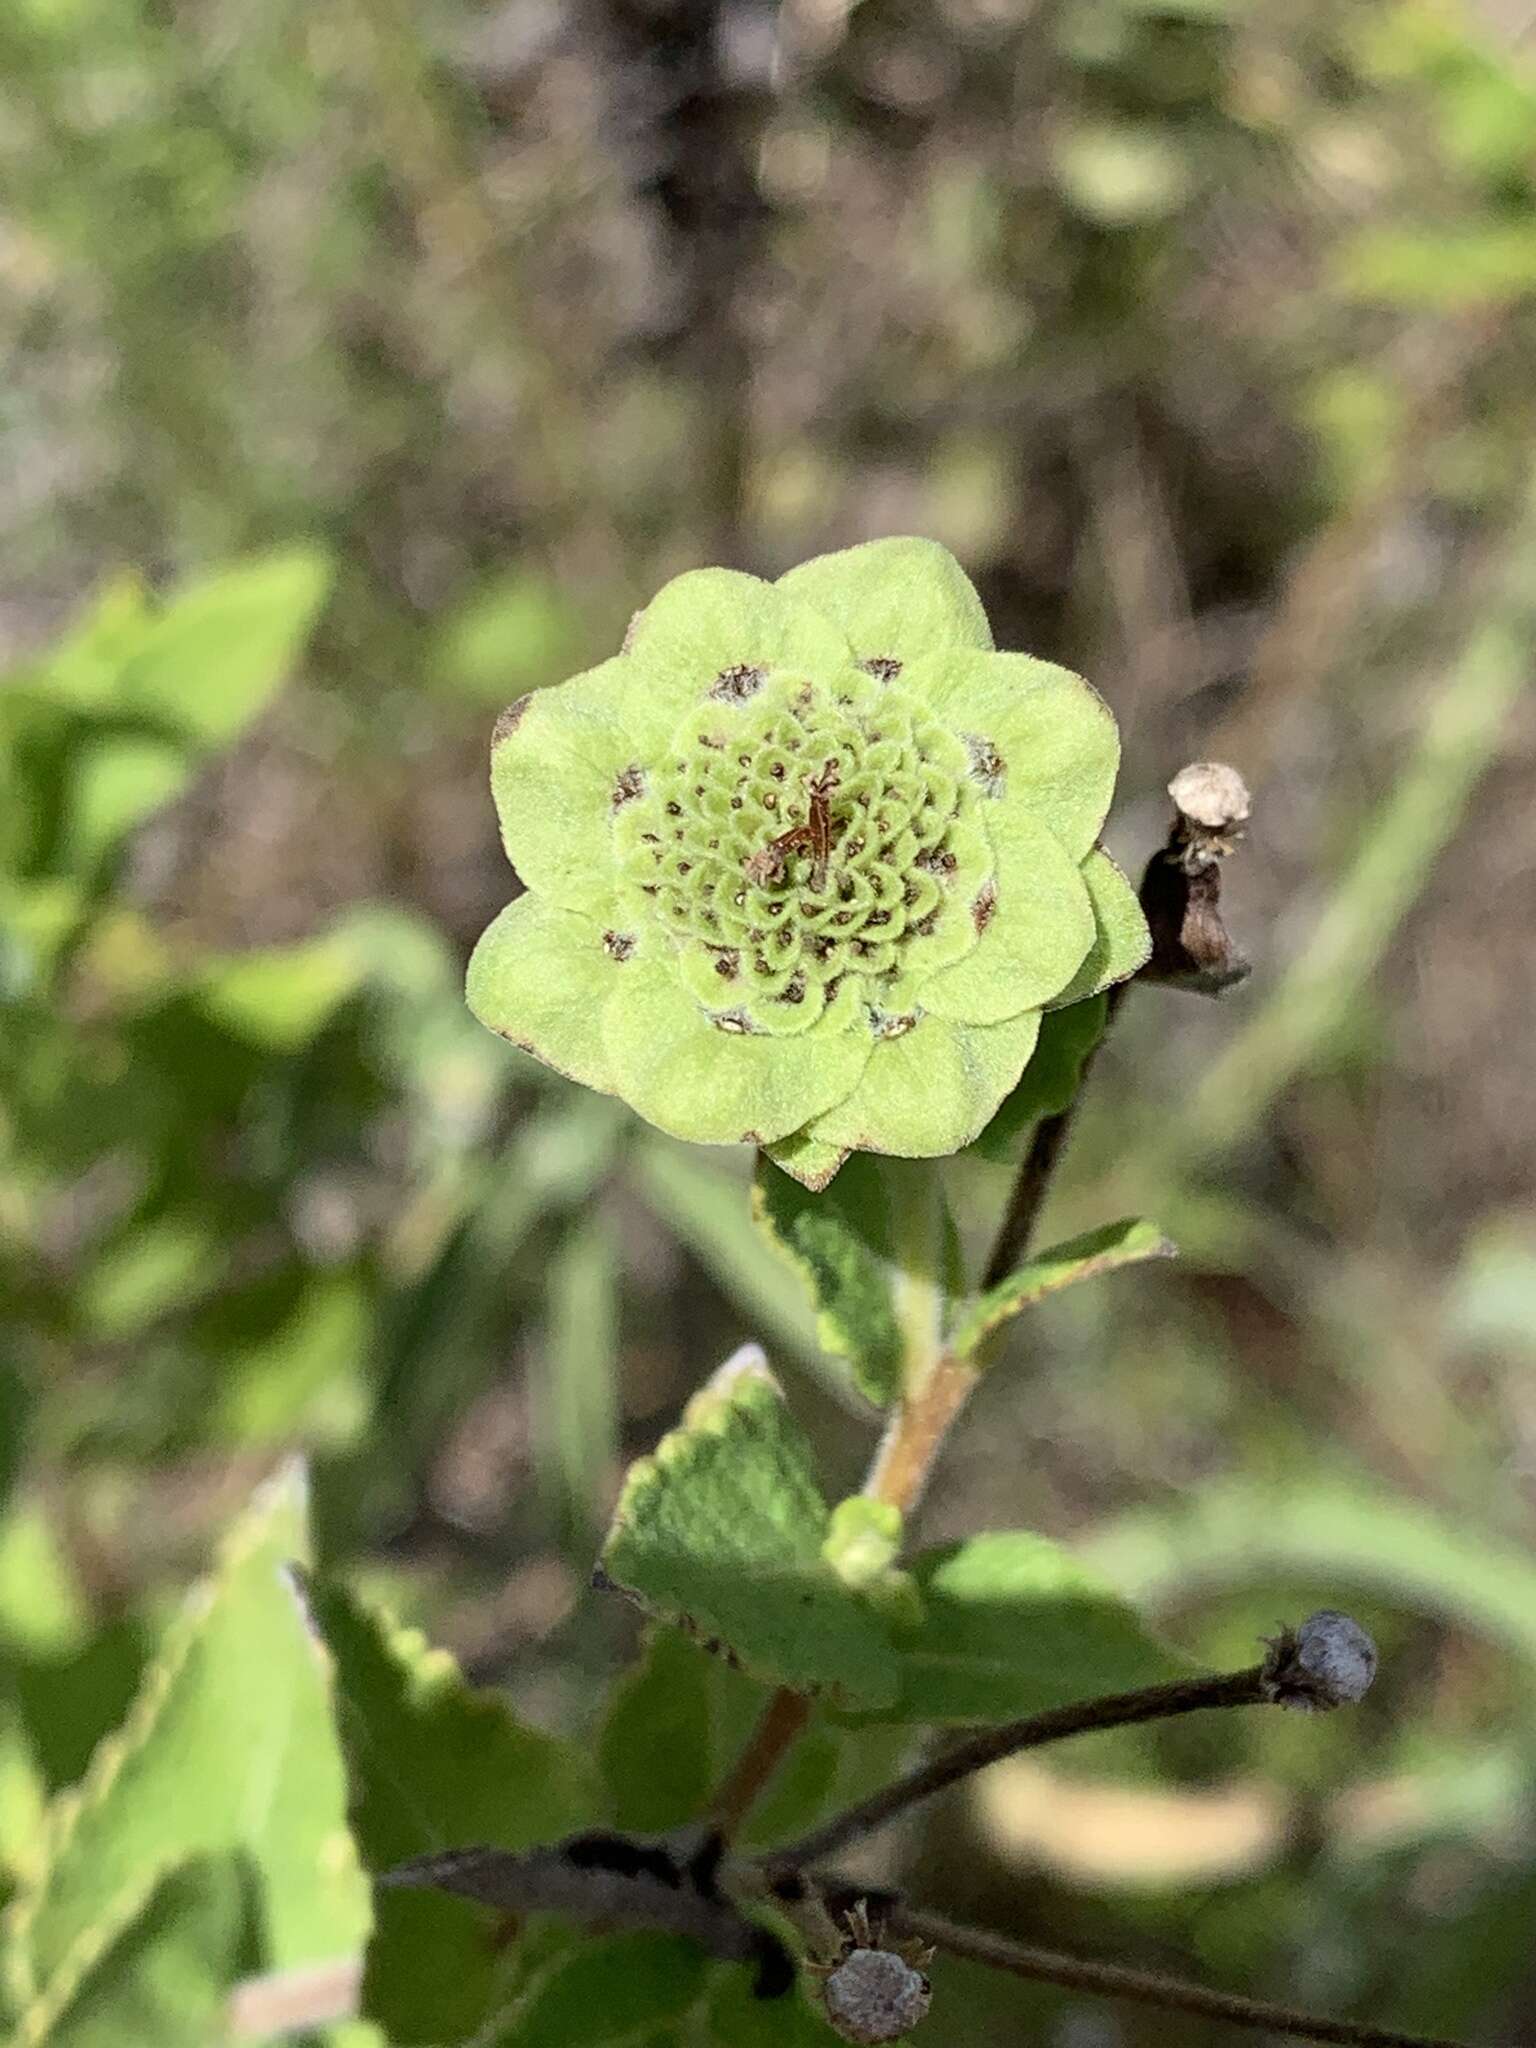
[467,539,1147,1189]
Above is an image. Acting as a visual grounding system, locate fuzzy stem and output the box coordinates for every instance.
[893,1908,1474,2048]
[861,1351,980,1515]
[764,1665,1266,1871]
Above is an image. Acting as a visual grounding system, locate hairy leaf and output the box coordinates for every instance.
[950,1218,1174,1359]
[0,1465,366,2015]
[852,1530,1186,1724]
[298,1575,592,2044]
[598,1351,897,1706]
[11,1855,246,2048]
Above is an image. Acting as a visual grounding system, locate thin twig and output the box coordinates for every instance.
[893,1908,1475,2048]
[982,981,1128,1290]
[764,1665,1266,1871]
[709,1686,813,1837]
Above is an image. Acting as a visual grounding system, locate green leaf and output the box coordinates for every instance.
[751,1156,905,1406]
[67,738,190,868]
[193,928,367,1050]
[429,570,585,704]
[77,1220,215,1341]
[0,1676,47,1897]
[298,1574,593,2044]
[599,1630,716,1835]
[968,995,1107,1163]
[212,1276,371,1449]
[598,1350,897,1706]
[118,547,332,748]
[490,1931,710,2048]
[950,1218,1174,1359]
[11,1855,247,2048]
[852,1530,1187,1725]
[599,1631,856,1850]
[19,577,150,714]
[1,1464,368,2015]
[704,1964,839,2046]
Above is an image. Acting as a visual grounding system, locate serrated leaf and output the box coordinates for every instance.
[598,1352,898,1706]
[119,547,332,748]
[950,1218,1174,1359]
[0,1463,368,2014]
[13,1854,247,2048]
[967,995,1107,1163]
[299,1574,593,2044]
[850,1530,1187,1725]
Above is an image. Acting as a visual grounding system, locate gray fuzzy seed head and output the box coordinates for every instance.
[1296,1609,1377,1702]
[1266,1609,1378,1711]
[822,1947,932,2044]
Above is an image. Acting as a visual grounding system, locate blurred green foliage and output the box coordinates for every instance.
[3,0,1536,2040]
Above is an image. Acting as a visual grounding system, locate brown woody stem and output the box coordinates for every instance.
[764,1665,1266,1871]
[892,1907,1474,2048]
[708,1685,813,1837]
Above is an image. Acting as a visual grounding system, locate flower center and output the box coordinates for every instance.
[615,670,991,1032]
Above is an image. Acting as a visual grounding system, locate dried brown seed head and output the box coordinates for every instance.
[1169,760,1251,834]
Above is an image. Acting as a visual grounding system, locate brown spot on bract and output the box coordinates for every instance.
[621,607,644,654]
[965,733,1006,797]
[709,663,766,703]
[869,1008,918,1040]
[714,949,740,980]
[612,763,645,808]
[492,695,534,748]
[859,655,903,683]
[603,930,636,961]
[972,881,997,934]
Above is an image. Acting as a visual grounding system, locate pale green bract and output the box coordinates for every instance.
[467,538,1147,1188]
